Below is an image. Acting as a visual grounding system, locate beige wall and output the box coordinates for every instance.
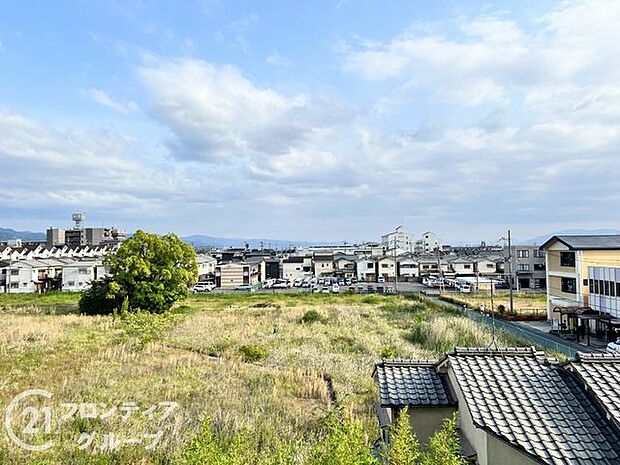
[487,433,539,465]
[407,407,456,445]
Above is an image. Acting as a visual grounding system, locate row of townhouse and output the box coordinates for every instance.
[0,257,107,293]
[0,242,114,262]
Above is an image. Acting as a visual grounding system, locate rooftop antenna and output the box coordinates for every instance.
[72,212,86,229]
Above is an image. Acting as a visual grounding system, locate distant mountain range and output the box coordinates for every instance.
[0,228,45,242]
[522,228,620,245]
[180,234,329,249]
[0,227,329,249]
[4,226,620,249]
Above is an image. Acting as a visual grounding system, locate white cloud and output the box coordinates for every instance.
[137,57,350,162]
[266,51,292,68]
[342,0,620,106]
[86,88,139,114]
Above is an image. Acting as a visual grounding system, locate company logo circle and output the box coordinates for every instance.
[4,389,54,451]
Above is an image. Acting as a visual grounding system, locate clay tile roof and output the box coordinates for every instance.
[448,348,620,465]
[373,360,455,407]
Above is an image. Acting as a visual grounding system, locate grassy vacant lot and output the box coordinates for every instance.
[0,293,526,464]
[441,291,547,316]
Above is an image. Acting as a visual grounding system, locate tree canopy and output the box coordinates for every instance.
[99,230,197,314]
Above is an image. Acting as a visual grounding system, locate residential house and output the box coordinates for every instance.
[474,256,498,276]
[539,235,620,321]
[382,226,414,255]
[377,256,397,281]
[416,255,442,277]
[196,254,217,281]
[282,256,311,280]
[356,257,377,282]
[313,253,334,277]
[333,254,357,278]
[374,347,620,465]
[448,256,475,276]
[397,254,419,280]
[6,258,71,293]
[61,260,106,292]
[260,259,281,281]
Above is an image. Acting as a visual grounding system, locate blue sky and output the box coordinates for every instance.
[1,0,619,244]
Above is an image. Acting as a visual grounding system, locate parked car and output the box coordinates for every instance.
[332,284,340,293]
[293,279,302,287]
[338,279,345,286]
[320,287,331,294]
[378,276,385,283]
[386,286,396,294]
[607,340,620,354]
[357,285,365,293]
[235,284,252,291]
[345,278,352,286]
[318,278,324,285]
[192,282,215,293]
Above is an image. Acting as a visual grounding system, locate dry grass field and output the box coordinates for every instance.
[0,293,527,464]
[440,291,547,316]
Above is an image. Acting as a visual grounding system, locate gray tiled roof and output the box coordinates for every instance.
[540,235,620,250]
[448,347,620,465]
[569,352,620,427]
[373,360,455,407]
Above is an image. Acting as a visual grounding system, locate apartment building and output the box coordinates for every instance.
[215,262,260,289]
[414,231,443,253]
[540,235,620,320]
[506,245,546,289]
[381,226,414,255]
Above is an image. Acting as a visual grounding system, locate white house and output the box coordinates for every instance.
[196,254,217,280]
[356,257,377,282]
[62,260,107,292]
[282,256,311,280]
[397,255,419,280]
[377,256,397,281]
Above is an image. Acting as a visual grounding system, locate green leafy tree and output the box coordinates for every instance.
[78,276,122,315]
[105,230,198,313]
[421,414,467,465]
[387,407,420,465]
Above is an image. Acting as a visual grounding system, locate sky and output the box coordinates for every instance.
[1,0,619,245]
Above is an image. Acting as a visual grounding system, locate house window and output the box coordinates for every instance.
[589,279,594,293]
[561,277,577,294]
[463,264,471,269]
[517,250,529,258]
[560,252,575,267]
[10,283,18,289]
[534,250,545,258]
[534,264,545,271]
[68,281,75,286]
[517,264,530,272]
[10,269,18,276]
[368,263,374,269]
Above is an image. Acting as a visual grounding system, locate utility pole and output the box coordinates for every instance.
[507,229,514,315]
[489,278,498,348]
[393,243,398,293]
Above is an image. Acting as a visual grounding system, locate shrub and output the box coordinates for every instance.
[381,346,397,359]
[119,310,179,349]
[239,344,268,362]
[300,310,323,324]
[497,304,506,314]
[421,414,467,465]
[310,409,379,465]
[386,407,420,465]
[78,277,123,315]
